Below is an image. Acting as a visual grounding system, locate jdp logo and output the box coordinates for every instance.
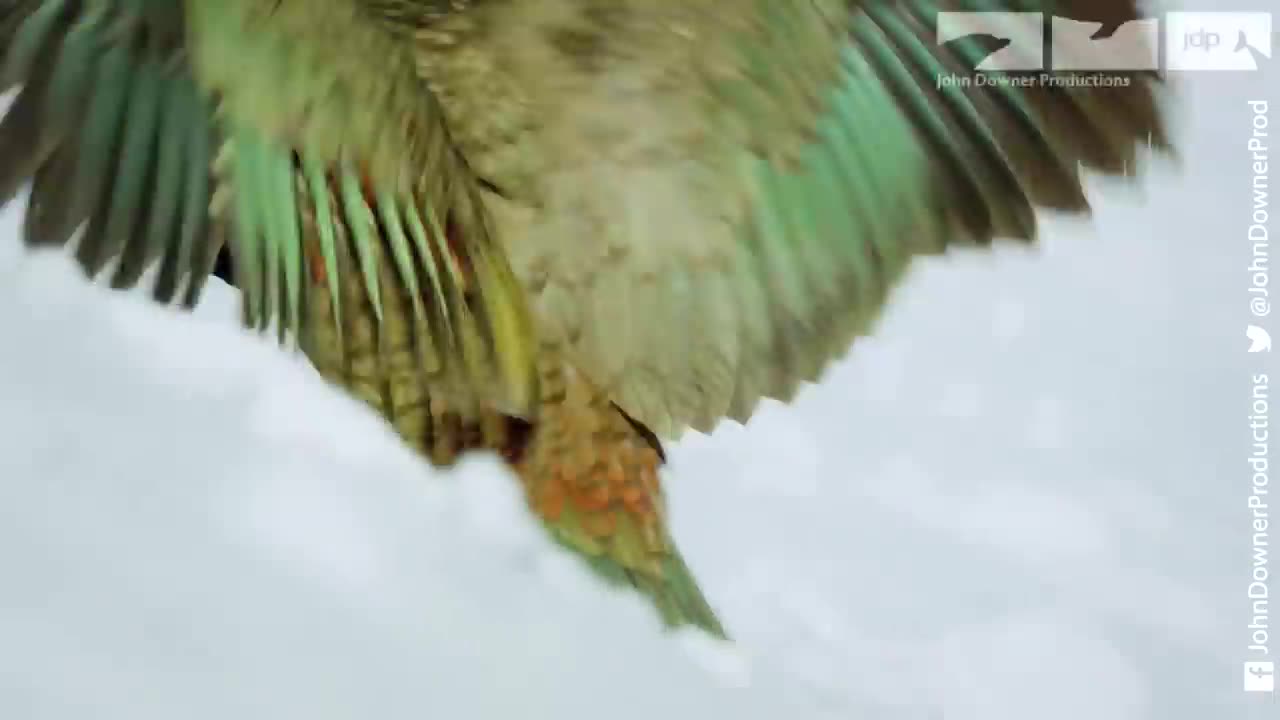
[936,11,1271,72]
[1166,12,1272,70]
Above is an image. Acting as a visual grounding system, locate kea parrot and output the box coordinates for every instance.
[0,0,1171,639]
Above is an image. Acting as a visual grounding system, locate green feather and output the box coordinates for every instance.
[105,57,164,288]
[159,77,211,305]
[304,159,344,348]
[72,40,132,277]
[231,130,265,326]
[42,7,96,122]
[337,167,384,323]
[274,153,305,341]
[403,203,451,371]
[0,0,65,89]
[377,191,427,324]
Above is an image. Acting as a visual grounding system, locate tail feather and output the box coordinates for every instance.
[297,240,726,636]
[515,356,728,639]
[573,541,727,639]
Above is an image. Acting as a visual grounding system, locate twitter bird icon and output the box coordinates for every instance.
[1247,325,1272,352]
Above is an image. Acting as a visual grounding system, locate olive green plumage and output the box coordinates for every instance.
[410,0,1171,439]
[0,0,536,417]
[0,0,1172,640]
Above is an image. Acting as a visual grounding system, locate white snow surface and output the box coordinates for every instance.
[0,12,1275,719]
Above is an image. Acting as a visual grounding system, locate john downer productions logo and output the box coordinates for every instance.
[1166,12,1272,70]
[936,11,1271,74]
[936,12,1160,71]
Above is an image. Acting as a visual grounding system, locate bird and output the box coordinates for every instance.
[0,0,1172,639]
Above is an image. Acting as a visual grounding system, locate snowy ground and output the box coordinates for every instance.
[1,12,1276,720]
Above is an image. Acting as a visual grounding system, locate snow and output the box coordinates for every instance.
[0,10,1274,719]
[0,223,791,719]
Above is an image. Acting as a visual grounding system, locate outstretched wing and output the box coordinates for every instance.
[455,0,1170,438]
[0,0,537,415]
